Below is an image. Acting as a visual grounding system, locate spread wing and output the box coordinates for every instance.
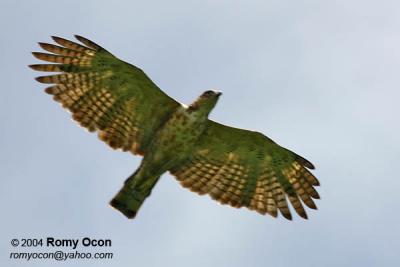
[30,35,180,155]
[170,120,319,220]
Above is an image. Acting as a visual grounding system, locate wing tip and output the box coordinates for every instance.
[284,148,316,169]
[281,212,293,221]
[300,158,315,169]
[28,64,37,70]
[305,199,318,210]
[298,212,308,220]
[74,34,102,50]
[37,42,47,48]
[51,36,65,44]
[31,51,40,58]
[51,35,60,40]
[34,76,50,83]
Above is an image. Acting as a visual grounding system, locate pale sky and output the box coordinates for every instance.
[1,1,399,266]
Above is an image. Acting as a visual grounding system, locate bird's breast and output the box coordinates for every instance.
[144,108,207,169]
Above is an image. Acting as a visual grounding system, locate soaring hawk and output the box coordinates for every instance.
[30,35,320,220]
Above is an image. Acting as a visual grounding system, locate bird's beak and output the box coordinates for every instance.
[216,91,222,96]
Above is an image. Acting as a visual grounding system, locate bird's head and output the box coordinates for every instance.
[188,90,222,116]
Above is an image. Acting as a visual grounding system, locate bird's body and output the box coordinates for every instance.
[112,102,214,217]
[146,103,211,172]
[31,35,320,220]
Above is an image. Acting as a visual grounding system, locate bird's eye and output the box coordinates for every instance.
[203,90,214,96]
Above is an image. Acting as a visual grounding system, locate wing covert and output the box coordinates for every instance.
[30,35,180,155]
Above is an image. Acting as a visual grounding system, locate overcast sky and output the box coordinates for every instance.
[1,0,399,266]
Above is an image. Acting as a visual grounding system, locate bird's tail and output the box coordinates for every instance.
[110,170,160,219]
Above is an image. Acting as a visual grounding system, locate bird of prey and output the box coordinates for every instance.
[30,35,320,220]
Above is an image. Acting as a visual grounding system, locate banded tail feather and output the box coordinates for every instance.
[110,170,160,219]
